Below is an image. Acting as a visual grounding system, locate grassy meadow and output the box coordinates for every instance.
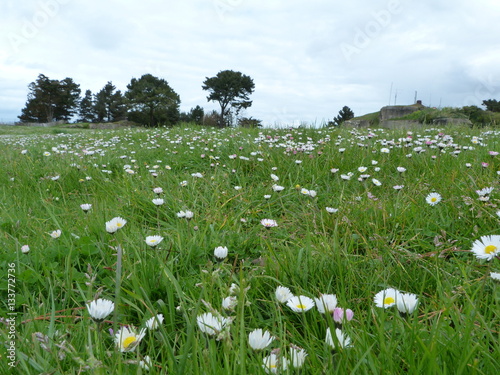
[0,123,499,374]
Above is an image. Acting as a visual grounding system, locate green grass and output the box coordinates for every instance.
[0,124,499,374]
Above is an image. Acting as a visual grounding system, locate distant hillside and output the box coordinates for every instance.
[346,104,500,128]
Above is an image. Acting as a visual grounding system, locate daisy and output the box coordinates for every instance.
[261,219,278,228]
[105,217,126,233]
[80,203,92,212]
[49,229,61,238]
[286,295,315,313]
[396,293,419,314]
[262,353,288,374]
[145,235,163,247]
[332,308,354,323]
[145,314,164,330]
[264,194,272,199]
[275,286,294,303]
[234,186,242,190]
[139,356,152,371]
[152,198,164,206]
[153,187,163,194]
[397,167,406,173]
[374,288,402,308]
[471,235,500,261]
[314,294,337,314]
[248,329,274,350]
[340,174,352,180]
[86,299,114,322]
[372,178,382,186]
[476,187,494,197]
[393,185,404,190]
[21,245,30,253]
[358,166,367,173]
[191,172,203,178]
[222,296,237,311]
[426,192,442,206]
[289,346,308,368]
[272,184,284,192]
[115,326,146,352]
[197,312,230,336]
[270,174,279,181]
[214,246,228,259]
[490,272,500,281]
[325,327,351,349]
[326,207,338,214]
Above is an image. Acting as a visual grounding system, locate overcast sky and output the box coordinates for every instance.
[1,0,499,125]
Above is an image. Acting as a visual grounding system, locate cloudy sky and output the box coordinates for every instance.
[1,0,499,125]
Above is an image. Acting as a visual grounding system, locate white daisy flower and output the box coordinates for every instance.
[248,328,274,350]
[471,235,500,261]
[286,295,315,313]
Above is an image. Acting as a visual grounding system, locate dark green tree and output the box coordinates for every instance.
[78,89,96,122]
[19,74,80,123]
[329,106,354,126]
[94,82,127,122]
[125,74,180,126]
[459,105,491,126]
[189,105,204,125]
[202,70,255,127]
[482,99,500,112]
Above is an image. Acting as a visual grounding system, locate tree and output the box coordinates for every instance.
[94,82,128,122]
[238,117,262,128]
[329,106,354,126]
[482,99,500,112]
[459,105,491,126]
[125,74,180,126]
[180,105,205,124]
[18,74,81,123]
[202,70,255,127]
[78,89,95,122]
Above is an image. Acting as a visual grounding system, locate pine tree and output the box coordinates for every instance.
[330,106,354,126]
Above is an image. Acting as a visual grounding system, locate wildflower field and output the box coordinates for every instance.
[0,124,499,374]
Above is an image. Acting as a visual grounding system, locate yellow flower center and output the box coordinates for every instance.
[116,223,123,227]
[383,297,395,305]
[296,304,306,309]
[123,336,137,349]
[485,245,497,254]
[431,197,437,202]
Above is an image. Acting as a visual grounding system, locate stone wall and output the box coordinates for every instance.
[380,105,423,121]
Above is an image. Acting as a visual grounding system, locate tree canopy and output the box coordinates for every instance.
[19,74,80,123]
[482,99,500,112]
[126,74,180,126]
[94,82,128,122]
[329,106,354,126]
[202,70,255,127]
